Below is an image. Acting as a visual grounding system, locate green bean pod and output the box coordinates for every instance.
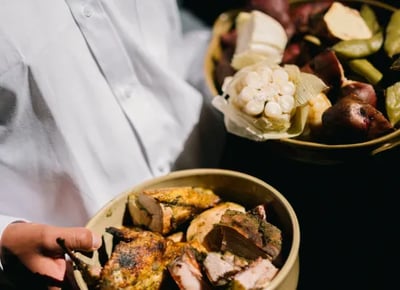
[347,59,383,85]
[386,82,400,127]
[360,4,380,34]
[384,9,400,58]
[332,31,383,59]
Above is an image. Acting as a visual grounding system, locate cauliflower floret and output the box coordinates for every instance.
[212,61,328,141]
[231,66,297,126]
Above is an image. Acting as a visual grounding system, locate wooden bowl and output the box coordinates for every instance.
[74,169,300,290]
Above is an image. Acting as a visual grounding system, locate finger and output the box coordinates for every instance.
[2,223,101,255]
[43,225,102,252]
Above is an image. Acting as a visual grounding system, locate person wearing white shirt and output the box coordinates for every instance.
[0,0,226,288]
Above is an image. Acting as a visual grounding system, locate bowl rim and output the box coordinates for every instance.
[291,0,397,12]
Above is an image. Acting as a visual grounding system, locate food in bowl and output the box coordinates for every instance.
[63,169,300,290]
[209,0,400,145]
[63,186,283,289]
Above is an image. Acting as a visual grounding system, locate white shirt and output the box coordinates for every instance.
[0,0,225,236]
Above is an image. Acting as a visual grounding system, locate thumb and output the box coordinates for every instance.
[1,223,101,256]
[43,225,102,253]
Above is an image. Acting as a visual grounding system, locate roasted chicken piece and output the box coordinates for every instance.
[128,186,221,235]
[96,226,213,290]
[59,227,188,290]
[105,226,150,243]
[99,229,168,289]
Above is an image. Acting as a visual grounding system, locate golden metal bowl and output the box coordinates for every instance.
[204,0,400,164]
[74,169,300,290]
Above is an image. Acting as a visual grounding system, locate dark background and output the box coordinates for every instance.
[220,134,398,290]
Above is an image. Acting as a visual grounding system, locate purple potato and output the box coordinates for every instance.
[301,49,345,93]
[339,80,377,107]
[321,95,394,144]
[289,0,333,35]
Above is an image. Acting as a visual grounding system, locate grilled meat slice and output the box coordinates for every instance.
[128,187,221,235]
[204,224,268,261]
[203,251,248,287]
[186,202,245,245]
[168,246,211,290]
[231,257,279,289]
[203,209,282,261]
[221,209,282,261]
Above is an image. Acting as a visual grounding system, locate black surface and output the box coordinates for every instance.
[180,0,247,26]
[220,133,398,290]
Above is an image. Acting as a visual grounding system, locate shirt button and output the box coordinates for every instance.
[157,165,169,175]
[125,88,133,99]
[116,85,135,100]
[83,6,93,18]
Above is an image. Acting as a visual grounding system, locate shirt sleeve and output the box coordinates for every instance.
[0,216,27,243]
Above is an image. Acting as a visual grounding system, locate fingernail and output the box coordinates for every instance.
[92,233,102,249]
